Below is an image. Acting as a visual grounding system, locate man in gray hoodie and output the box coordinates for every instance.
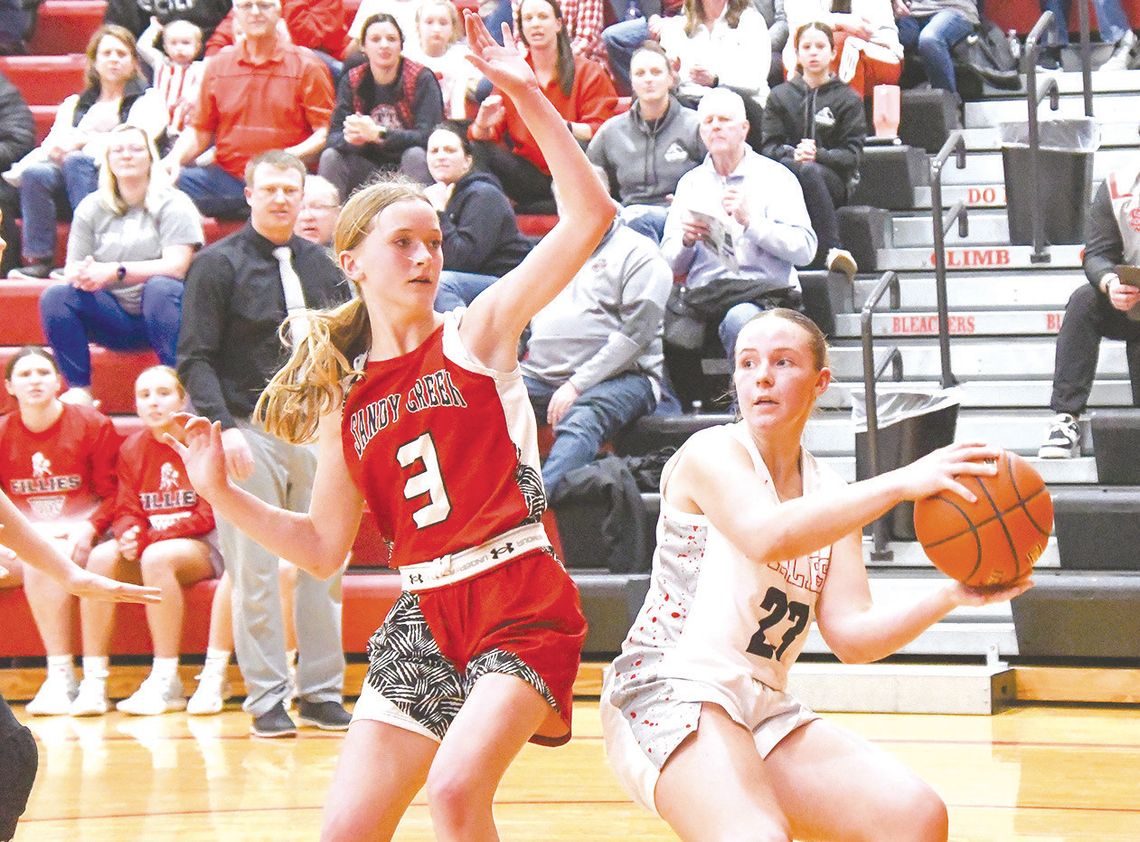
[522,208,672,499]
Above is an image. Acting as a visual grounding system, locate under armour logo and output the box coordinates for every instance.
[489,542,515,560]
[408,573,424,584]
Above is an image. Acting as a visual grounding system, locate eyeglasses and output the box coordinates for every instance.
[234,1,278,12]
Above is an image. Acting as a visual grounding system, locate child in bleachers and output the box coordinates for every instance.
[0,346,122,716]
[406,0,481,119]
[70,366,222,716]
[137,19,207,144]
[782,0,902,97]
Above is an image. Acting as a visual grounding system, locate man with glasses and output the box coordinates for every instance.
[161,0,334,218]
[177,150,352,737]
[293,175,341,248]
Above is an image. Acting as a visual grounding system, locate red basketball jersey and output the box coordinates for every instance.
[342,313,546,568]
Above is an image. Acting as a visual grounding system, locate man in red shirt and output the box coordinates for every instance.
[204,0,351,77]
[161,0,335,218]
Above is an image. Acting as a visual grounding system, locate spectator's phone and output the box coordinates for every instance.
[1114,265,1140,321]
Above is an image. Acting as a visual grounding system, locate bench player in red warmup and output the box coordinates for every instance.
[170,11,614,841]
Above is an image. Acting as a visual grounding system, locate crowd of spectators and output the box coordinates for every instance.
[0,0,1138,723]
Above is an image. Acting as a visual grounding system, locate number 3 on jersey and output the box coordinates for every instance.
[396,433,452,528]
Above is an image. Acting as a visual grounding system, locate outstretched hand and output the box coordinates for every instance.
[950,577,1034,607]
[65,567,162,604]
[897,441,1003,504]
[463,10,539,100]
[164,413,232,500]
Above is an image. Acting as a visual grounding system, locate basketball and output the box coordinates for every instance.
[912,450,1053,588]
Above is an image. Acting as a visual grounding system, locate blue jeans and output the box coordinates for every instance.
[177,164,248,218]
[39,277,184,387]
[434,270,498,312]
[717,292,805,360]
[19,153,98,260]
[619,205,669,245]
[602,18,649,96]
[483,0,514,45]
[1041,0,1131,46]
[897,10,976,94]
[525,371,656,498]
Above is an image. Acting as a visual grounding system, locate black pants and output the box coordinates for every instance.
[471,141,553,211]
[786,160,847,268]
[0,694,38,841]
[1050,283,1140,415]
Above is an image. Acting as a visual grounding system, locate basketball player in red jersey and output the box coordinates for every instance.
[170,11,613,841]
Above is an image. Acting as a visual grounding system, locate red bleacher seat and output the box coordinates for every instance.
[0,278,49,345]
[0,573,403,657]
[517,214,557,239]
[0,55,85,106]
[26,0,107,56]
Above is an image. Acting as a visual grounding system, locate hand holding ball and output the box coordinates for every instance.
[913,450,1052,588]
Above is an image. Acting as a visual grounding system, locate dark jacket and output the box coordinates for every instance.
[440,170,532,276]
[0,71,35,172]
[103,0,232,44]
[760,75,866,185]
[71,77,149,129]
[328,59,443,167]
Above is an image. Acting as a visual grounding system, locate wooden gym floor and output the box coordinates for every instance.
[10,695,1140,841]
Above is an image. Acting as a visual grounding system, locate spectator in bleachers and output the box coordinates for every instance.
[0,71,34,277]
[319,14,443,195]
[426,123,533,311]
[657,0,772,115]
[894,0,978,97]
[176,150,352,737]
[294,174,341,247]
[205,0,351,77]
[347,0,422,58]
[104,0,232,49]
[762,21,863,276]
[39,124,203,408]
[782,0,902,96]
[0,346,121,716]
[4,25,167,279]
[522,203,672,498]
[587,42,705,244]
[469,0,618,208]
[161,0,334,219]
[0,0,30,55]
[405,0,481,119]
[69,366,222,717]
[661,89,815,390]
[136,19,207,147]
[1039,163,1140,459]
[1038,0,1138,71]
[506,0,609,58]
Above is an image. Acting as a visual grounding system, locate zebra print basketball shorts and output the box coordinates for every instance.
[352,549,587,747]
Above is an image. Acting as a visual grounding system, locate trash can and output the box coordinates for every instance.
[852,388,961,540]
[1000,117,1100,246]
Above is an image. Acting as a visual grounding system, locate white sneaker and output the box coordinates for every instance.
[26,674,78,716]
[186,672,230,716]
[1099,30,1136,71]
[116,674,187,716]
[69,679,109,717]
[1038,413,1080,459]
[826,247,858,279]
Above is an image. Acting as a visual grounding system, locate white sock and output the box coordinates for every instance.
[46,655,74,681]
[201,649,230,679]
[82,656,109,681]
[151,657,180,684]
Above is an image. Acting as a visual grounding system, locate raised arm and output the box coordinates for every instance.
[168,410,365,580]
[459,13,615,371]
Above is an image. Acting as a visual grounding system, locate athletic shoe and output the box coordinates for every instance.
[826,247,858,279]
[7,261,53,280]
[1099,30,1136,71]
[250,702,298,738]
[69,679,109,717]
[297,700,352,731]
[1037,45,1062,70]
[25,674,78,716]
[186,672,230,716]
[1037,413,1080,459]
[116,674,187,716]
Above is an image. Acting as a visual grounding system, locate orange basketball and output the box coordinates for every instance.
[912,450,1053,588]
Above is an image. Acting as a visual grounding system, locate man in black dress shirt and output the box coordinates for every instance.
[178,150,352,737]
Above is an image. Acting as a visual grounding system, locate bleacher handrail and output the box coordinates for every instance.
[1023,11,1062,264]
[929,130,967,392]
[1075,0,1093,117]
[860,269,903,562]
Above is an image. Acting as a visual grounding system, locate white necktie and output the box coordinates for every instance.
[273,246,310,345]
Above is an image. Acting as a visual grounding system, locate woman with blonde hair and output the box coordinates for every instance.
[407,0,480,119]
[171,12,614,839]
[38,123,203,407]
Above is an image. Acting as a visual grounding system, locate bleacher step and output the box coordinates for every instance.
[937,145,1128,186]
[961,119,1140,151]
[822,377,1130,414]
[876,243,1085,272]
[833,309,1064,338]
[911,182,1098,210]
[964,91,1140,128]
[890,211,1012,247]
[852,272,1084,310]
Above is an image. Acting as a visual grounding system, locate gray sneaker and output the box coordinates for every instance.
[250,702,297,738]
[1099,30,1136,71]
[1038,413,1080,459]
[297,700,352,731]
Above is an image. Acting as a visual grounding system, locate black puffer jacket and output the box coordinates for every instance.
[760,75,866,185]
[439,170,533,276]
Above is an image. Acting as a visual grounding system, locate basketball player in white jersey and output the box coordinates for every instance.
[601,308,1032,841]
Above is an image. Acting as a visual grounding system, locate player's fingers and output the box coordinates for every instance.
[940,477,978,504]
